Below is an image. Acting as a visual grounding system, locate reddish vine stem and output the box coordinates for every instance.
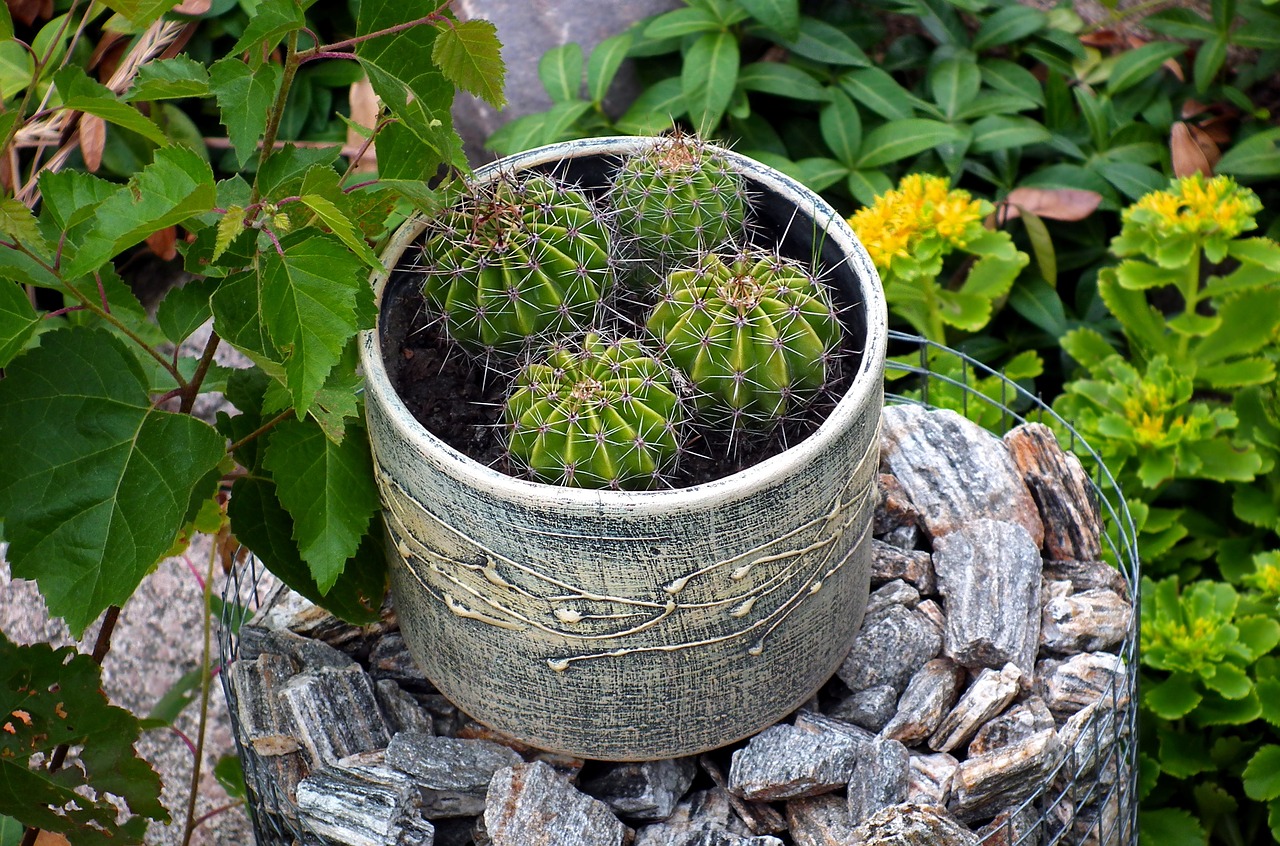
[19,604,123,846]
[227,408,295,454]
[180,330,223,414]
[301,3,451,57]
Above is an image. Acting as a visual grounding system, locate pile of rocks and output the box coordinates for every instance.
[224,404,1136,846]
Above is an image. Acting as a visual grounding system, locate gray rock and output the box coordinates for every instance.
[230,652,302,757]
[929,664,1023,754]
[879,406,1044,546]
[238,625,357,671]
[828,684,899,732]
[296,763,435,846]
[975,805,1044,846]
[582,757,698,821]
[786,794,857,846]
[837,604,942,694]
[933,519,1042,675]
[1041,588,1132,654]
[485,760,631,846]
[1042,559,1131,599]
[967,696,1055,757]
[728,722,863,802]
[699,754,788,835]
[872,540,936,594]
[370,631,433,690]
[278,666,391,767]
[1004,423,1102,561]
[915,599,946,634]
[386,731,524,817]
[850,802,979,846]
[644,788,752,840]
[1057,700,1124,780]
[635,828,785,846]
[376,679,435,735]
[865,578,921,617]
[874,473,921,536]
[950,729,1065,823]
[847,736,910,825]
[907,752,959,807]
[1040,652,1130,717]
[881,657,967,746]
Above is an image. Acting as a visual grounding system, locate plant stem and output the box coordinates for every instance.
[19,604,122,846]
[180,330,223,414]
[302,3,451,58]
[1175,245,1202,361]
[179,533,221,846]
[227,408,295,454]
[250,31,302,207]
[191,800,246,831]
[62,278,188,387]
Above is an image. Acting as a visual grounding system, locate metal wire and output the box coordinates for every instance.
[219,331,1141,845]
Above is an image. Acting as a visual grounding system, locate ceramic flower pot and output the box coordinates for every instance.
[359,137,888,760]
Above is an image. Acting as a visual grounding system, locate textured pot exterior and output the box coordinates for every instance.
[360,137,888,760]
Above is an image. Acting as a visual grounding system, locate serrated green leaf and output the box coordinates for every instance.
[1258,678,1280,726]
[65,146,215,279]
[209,57,283,170]
[1203,660,1252,699]
[818,88,861,166]
[779,16,869,67]
[0,283,38,367]
[1098,270,1174,356]
[839,68,915,120]
[1158,726,1216,777]
[0,329,224,636]
[299,194,380,268]
[125,56,211,101]
[260,233,371,415]
[37,169,117,234]
[230,0,304,56]
[155,277,214,346]
[586,32,632,104]
[1197,358,1275,389]
[930,57,981,120]
[1061,327,1119,372]
[53,65,165,145]
[736,62,828,102]
[1107,42,1186,94]
[0,197,43,254]
[683,31,738,137]
[856,119,963,167]
[1138,808,1207,846]
[740,0,800,38]
[1145,672,1203,718]
[0,41,33,100]
[538,42,583,103]
[1245,745,1280,801]
[214,204,246,263]
[973,5,1047,50]
[99,0,171,29]
[1218,128,1280,178]
[261,417,378,591]
[1237,614,1280,659]
[0,632,167,841]
[432,18,505,109]
[227,475,385,623]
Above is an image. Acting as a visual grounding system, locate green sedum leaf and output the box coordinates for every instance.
[1144,671,1202,719]
[1138,808,1207,846]
[0,329,225,636]
[0,632,168,841]
[1245,745,1280,801]
[53,66,166,145]
[261,417,378,591]
[432,18,506,109]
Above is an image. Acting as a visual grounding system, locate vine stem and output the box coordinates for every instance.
[19,605,123,846]
[180,330,222,414]
[178,531,221,846]
[250,31,303,208]
[227,409,295,454]
[300,3,452,58]
[62,278,188,387]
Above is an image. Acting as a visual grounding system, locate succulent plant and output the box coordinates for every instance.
[610,134,749,266]
[646,250,843,432]
[414,172,613,356]
[504,333,686,490]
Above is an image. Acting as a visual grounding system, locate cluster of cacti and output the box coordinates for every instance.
[412,136,845,490]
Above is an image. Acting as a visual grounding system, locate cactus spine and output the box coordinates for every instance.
[611,134,748,267]
[645,251,842,431]
[505,333,685,490]
[415,173,613,356]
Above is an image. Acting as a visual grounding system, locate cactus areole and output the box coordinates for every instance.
[361,136,887,761]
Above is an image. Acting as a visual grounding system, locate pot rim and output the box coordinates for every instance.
[360,136,887,513]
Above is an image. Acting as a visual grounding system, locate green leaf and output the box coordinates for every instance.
[0,282,38,367]
[736,62,828,102]
[839,68,915,120]
[1146,8,1217,39]
[0,41,33,99]
[261,417,378,592]
[230,0,304,56]
[1145,672,1203,719]
[1237,614,1280,659]
[615,76,685,134]
[970,114,1052,153]
[1194,288,1280,364]
[147,666,202,724]
[856,119,963,167]
[929,57,981,120]
[789,157,848,192]
[0,197,43,254]
[1061,327,1119,372]
[1203,660,1252,699]
[209,57,283,170]
[485,102,592,155]
[683,31,738,137]
[432,18,505,109]
[1095,161,1167,201]
[125,56,211,101]
[979,59,1044,105]
[1107,41,1186,94]
[1227,237,1280,270]
[1158,726,1216,777]
[1098,269,1173,355]
[0,5,11,40]
[1193,34,1227,93]
[1218,128,1280,178]
[1138,809,1207,846]
[37,169,117,233]
[53,66,165,145]
[1115,260,1183,291]
[299,193,380,269]
[779,17,869,67]
[1197,358,1275,389]
[0,329,225,636]
[99,0,171,29]
[740,0,800,39]
[0,815,21,846]
[1017,210,1056,288]
[65,146,215,280]
[214,754,247,801]
[846,168,893,207]
[214,204,247,263]
[972,5,1047,50]
[586,32,632,104]
[0,633,167,841]
[1008,276,1068,335]
[538,42,583,103]
[260,233,372,415]
[818,88,861,166]
[1245,745,1280,801]
[643,7,722,39]
[155,277,214,346]
[1259,677,1280,726]
[211,270,285,377]
[227,476,385,623]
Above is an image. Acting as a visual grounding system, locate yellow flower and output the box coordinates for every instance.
[848,174,988,273]
[1126,174,1260,240]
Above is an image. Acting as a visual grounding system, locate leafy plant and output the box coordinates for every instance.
[0,0,505,840]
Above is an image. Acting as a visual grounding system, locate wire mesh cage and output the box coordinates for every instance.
[219,331,1140,846]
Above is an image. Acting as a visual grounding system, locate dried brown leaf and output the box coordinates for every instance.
[345,78,380,173]
[79,114,106,173]
[1080,30,1122,48]
[1001,187,1102,222]
[172,0,211,13]
[145,226,178,261]
[7,0,53,26]
[1171,121,1219,178]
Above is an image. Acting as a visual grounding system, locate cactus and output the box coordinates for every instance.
[415,173,613,356]
[646,250,843,432]
[504,333,685,490]
[610,134,749,268]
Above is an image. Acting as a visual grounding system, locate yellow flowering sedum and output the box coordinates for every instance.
[1114,173,1262,266]
[849,174,987,276]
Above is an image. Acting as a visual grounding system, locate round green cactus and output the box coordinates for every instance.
[504,333,685,490]
[611,135,748,265]
[415,173,613,356]
[646,251,843,431]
